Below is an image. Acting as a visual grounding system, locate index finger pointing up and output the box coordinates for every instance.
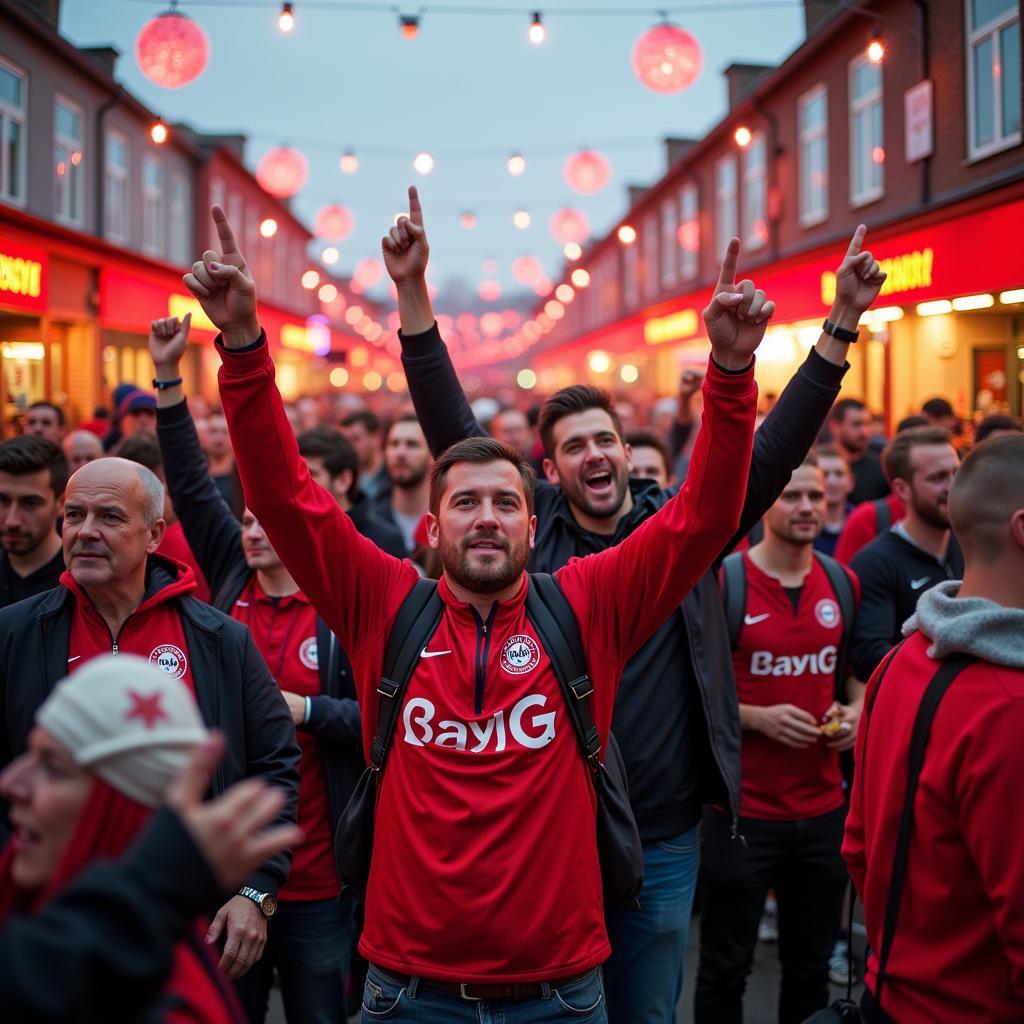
[408,185,424,228]
[212,204,241,256]
[845,224,867,259]
[715,238,740,293]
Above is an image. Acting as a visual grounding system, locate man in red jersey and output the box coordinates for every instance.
[184,203,763,1022]
[695,455,862,1024]
[844,434,1024,1023]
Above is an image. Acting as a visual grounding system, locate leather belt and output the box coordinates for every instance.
[372,965,595,1002]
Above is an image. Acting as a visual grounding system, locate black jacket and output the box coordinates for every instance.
[849,526,964,681]
[156,399,363,859]
[400,324,847,835]
[2,806,227,1024]
[348,493,408,560]
[0,546,65,609]
[0,560,300,898]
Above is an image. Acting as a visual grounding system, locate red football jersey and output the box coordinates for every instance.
[730,551,858,821]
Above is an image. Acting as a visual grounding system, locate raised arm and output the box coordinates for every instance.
[384,187,486,456]
[183,207,416,653]
[150,315,248,600]
[721,225,887,556]
[559,239,763,666]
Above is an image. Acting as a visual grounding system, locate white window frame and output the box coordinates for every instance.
[659,200,677,290]
[104,130,130,244]
[678,182,699,281]
[714,155,738,258]
[168,171,190,266]
[0,56,27,207]
[742,132,768,250]
[623,238,639,310]
[798,83,829,226]
[142,155,165,256]
[54,95,84,226]
[966,0,1021,160]
[643,213,659,300]
[848,55,884,208]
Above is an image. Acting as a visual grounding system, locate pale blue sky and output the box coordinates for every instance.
[62,0,807,303]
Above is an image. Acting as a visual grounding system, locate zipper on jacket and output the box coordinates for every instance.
[471,603,498,715]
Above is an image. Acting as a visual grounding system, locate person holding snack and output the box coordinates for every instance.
[695,455,862,1024]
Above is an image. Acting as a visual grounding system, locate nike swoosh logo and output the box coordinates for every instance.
[744,613,770,625]
[910,577,930,590]
[67,655,82,663]
[420,648,453,659]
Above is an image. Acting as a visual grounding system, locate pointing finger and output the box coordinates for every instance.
[845,224,867,260]
[715,238,740,293]
[212,204,242,258]
[408,185,424,228]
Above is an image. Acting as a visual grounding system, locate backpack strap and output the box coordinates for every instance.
[369,579,443,772]
[872,652,977,1007]
[525,573,600,770]
[721,551,747,650]
[874,496,892,533]
[813,550,857,701]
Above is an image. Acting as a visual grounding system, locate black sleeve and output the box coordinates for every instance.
[668,419,695,460]
[156,399,247,598]
[849,545,901,681]
[400,323,487,456]
[0,807,224,1024]
[237,632,301,897]
[305,694,362,744]
[719,347,847,559]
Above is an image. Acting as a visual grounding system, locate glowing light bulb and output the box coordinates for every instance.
[259,217,278,238]
[513,209,531,229]
[734,125,752,148]
[321,246,340,265]
[867,38,884,63]
[571,268,591,288]
[339,150,359,174]
[301,269,320,290]
[150,121,168,144]
[413,151,434,175]
[528,11,545,44]
[318,283,338,303]
[278,3,294,33]
[618,224,637,245]
[400,15,419,40]
[507,153,526,176]
[460,210,477,229]
[563,242,582,261]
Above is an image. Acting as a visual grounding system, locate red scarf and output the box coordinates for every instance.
[0,778,242,1023]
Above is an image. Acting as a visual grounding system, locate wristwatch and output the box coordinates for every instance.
[238,885,278,918]
[822,318,860,343]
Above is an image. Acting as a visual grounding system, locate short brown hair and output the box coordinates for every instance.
[949,434,1024,562]
[429,436,535,516]
[882,426,952,484]
[538,385,624,459]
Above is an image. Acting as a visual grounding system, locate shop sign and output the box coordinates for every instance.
[0,241,48,313]
[168,294,217,333]
[821,248,934,304]
[644,308,699,345]
[281,323,316,352]
[905,80,934,163]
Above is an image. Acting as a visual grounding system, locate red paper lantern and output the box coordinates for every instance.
[135,10,210,90]
[512,256,543,284]
[313,203,355,240]
[353,258,383,289]
[632,23,702,95]
[563,150,611,195]
[256,147,309,199]
[549,208,590,245]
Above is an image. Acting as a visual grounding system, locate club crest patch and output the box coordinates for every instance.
[150,644,187,680]
[299,637,319,670]
[500,634,541,675]
[815,598,840,629]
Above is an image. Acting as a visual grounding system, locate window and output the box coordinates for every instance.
[643,213,659,300]
[967,0,1021,158]
[0,58,26,205]
[798,84,829,225]
[660,200,677,289]
[715,155,738,257]
[54,97,84,224]
[142,156,164,255]
[168,172,191,265]
[678,183,699,280]
[742,132,768,249]
[849,56,884,206]
[623,239,639,309]
[104,131,129,243]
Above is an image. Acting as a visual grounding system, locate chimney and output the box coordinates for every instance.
[627,185,650,208]
[724,63,774,109]
[664,136,699,169]
[804,0,843,35]
[15,0,61,27]
[82,47,119,76]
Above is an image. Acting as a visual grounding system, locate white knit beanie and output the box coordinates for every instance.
[36,653,209,808]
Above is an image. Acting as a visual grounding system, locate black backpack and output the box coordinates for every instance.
[721,549,856,702]
[333,574,643,905]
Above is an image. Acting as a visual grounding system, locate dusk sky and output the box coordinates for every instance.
[62,0,808,306]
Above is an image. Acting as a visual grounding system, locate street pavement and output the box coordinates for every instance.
[265,916,865,1022]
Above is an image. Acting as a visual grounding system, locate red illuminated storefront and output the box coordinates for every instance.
[534,188,1024,425]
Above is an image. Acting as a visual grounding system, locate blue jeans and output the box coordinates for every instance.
[236,895,355,1023]
[361,964,607,1023]
[604,825,701,1024]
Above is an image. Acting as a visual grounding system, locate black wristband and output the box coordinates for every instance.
[822,318,859,343]
[152,376,183,391]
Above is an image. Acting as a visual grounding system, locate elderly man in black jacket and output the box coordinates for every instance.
[381,187,886,1023]
[0,455,300,990]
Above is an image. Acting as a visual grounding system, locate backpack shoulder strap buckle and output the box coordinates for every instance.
[568,675,593,701]
[377,677,400,699]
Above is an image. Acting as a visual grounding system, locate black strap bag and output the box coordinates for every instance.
[333,573,644,906]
